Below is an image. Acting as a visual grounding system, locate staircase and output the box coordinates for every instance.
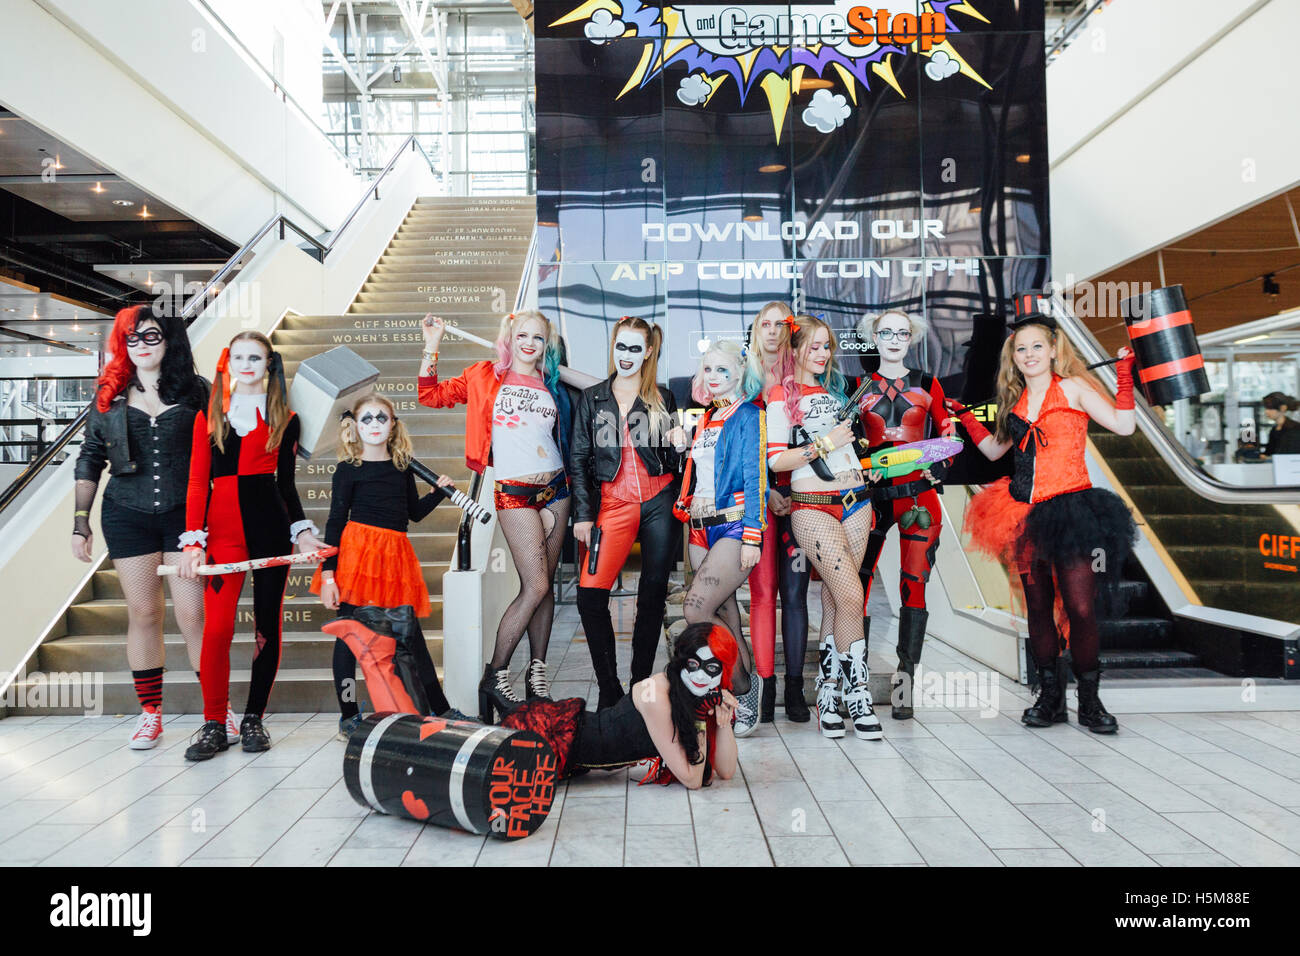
[1091,424,1300,626]
[16,197,535,715]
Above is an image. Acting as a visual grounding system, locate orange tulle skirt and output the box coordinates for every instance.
[310,521,430,617]
[963,477,1034,570]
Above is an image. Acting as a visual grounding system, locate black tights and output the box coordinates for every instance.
[776,513,810,678]
[1020,559,1101,674]
[333,603,450,717]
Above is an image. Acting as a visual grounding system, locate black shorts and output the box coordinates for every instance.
[101,499,186,559]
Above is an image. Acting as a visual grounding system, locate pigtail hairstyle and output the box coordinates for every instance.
[994,323,1108,442]
[690,338,746,405]
[742,301,795,400]
[608,315,669,441]
[782,313,848,425]
[208,330,291,453]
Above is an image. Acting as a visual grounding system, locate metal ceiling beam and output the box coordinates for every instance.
[0,326,93,355]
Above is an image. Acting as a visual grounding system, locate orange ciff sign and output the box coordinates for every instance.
[1259,532,1300,573]
[846,7,947,50]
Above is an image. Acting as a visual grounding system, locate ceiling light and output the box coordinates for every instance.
[742,200,763,222]
[796,75,833,93]
[968,205,982,215]
[758,146,788,173]
[112,199,134,207]
[1015,154,1031,164]
[1234,333,1270,345]
[393,64,402,83]
[91,182,105,193]
[1263,274,1281,297]
[54,154,64,170]
[138,205,152,219]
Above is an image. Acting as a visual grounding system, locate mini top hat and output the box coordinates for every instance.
[1010,291,1057,331]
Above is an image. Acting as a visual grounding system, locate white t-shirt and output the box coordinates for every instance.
[491,371,563,480]
[689,418,725,505]
[765,385,859,483]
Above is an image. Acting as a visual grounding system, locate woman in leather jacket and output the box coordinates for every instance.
[570,317,683,709]
[72,306,209,750]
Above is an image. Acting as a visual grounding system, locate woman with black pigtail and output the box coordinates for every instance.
[570,317,683,709]
[72,305,210,750]
[179,331,325,760]
[741,302,811,723]
[765,315,883,741]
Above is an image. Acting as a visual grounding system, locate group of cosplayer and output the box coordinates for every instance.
[72,295,1139,786]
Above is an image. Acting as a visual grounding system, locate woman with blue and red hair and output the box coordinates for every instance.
[418,310,597,721]
[73,305,210,750]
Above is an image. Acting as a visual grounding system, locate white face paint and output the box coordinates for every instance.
[126,319,165,374]
[680,645,723,697]
[702,352,741,400]
[355,403,393,448]
[228,340,268,390]
[612,329,648,378]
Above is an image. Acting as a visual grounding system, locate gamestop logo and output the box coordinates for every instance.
[50,886,151,936]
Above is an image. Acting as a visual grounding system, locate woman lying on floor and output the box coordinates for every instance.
[501,622,741,790]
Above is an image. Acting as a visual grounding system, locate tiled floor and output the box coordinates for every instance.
[2,597,1299,867]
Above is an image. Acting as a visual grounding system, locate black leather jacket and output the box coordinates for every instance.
[570,375,682,524]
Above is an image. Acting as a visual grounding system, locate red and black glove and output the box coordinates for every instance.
[1115,351,1137,410]
[945,398,992,445]
[693,689,723,721]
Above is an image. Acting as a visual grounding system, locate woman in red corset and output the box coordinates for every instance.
[853,309,956,720]
[741,302,811,723]
[953,304,1137,733]
[179,331,324,760]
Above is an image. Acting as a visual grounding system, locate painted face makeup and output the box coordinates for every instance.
[228,340,268,386]
[702,353,740,400]
[512,319,547,369]
[680,645,723,698]
[757,310,785,354]
[356,405,393,447]
[613,329,648,378]
[873,316,913,363]
[127,321,165,372]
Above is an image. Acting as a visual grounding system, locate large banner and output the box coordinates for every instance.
[536,0,1048,476]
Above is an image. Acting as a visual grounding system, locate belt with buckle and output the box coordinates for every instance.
[688,507,744,529]
[870,478,932,503]
[790,487,866,510]
[496,477,565,505]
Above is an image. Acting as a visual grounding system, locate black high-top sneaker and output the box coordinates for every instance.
[841,639,884,740]
[815,636,845,739]
[240,715,271,753]
[784,675,810,723]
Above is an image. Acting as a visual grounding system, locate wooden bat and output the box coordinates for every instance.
[157,547,339,577]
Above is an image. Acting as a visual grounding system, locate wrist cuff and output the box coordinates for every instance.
[290,519,319,542]
[178,530,207,549]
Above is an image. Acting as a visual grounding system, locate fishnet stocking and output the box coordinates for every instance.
[791,507,872,652]
[491,498,570,668]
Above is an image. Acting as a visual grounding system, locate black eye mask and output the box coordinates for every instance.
[615,343,645,354]
[685,657,723,677]
[359,412,390,426]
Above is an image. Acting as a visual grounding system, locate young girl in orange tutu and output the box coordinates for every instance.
[949,297,1137,733]
[312,394,459,737]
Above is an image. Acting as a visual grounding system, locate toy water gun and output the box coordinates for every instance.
[862,436,965,479]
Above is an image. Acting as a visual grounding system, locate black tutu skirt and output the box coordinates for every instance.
[1021,487,1136,572]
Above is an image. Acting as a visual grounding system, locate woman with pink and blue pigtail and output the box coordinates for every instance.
[417,310,597,722]
[669,338,767,737]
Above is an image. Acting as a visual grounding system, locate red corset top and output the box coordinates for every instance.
[1009,376,1092,503]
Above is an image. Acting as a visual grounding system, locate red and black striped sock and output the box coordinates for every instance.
[132,667,164,711]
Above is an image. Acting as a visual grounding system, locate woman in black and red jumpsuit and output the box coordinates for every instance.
[854,310,955,720]
[179,331,324,760]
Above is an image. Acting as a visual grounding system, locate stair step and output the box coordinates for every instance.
[1193,581,1300,622]
[1098,617,1174,648]
[278,312,503,332]
[64,594,444,635]
[1098,648,1203,669]
[276,341,488,364]
[374,256,528,272]
[1164,546,1251,580]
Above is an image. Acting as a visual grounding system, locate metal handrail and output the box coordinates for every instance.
[455,219,538,570]
[191,0,355,172]
[1047,293,1300,504]
[0,136,436,516]
[1046,0,1108,59]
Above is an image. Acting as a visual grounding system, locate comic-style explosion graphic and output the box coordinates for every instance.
[553,1,991,141]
